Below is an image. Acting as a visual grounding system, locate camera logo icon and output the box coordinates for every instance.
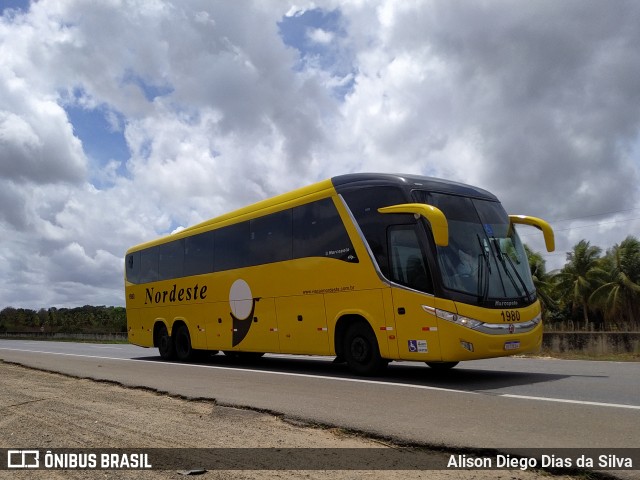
[7,450,40,469]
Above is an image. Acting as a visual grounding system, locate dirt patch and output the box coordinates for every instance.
[0,361,581,479]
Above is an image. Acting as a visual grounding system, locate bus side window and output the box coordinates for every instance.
[388,225,434,294]
[215,221,251,271]
[250,209,293,264]
[184,231,214,276]
[341,186,407,276]
[139,247,159,284]
[158,239,185,280]
[292,198,357,262]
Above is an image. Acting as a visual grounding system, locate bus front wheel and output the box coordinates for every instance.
[344,322,386,376]
[156,323,175,360]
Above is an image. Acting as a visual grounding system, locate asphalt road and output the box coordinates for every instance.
[1,339,638,452]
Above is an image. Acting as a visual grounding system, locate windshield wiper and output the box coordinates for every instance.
[501,247,535,302]
[492,238,532,301]
[476,234,490,303]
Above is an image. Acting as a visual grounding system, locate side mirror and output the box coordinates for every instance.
[509,215,555,252]
[378,203,449,247]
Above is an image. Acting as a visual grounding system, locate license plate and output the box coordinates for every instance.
[504,341,520,351]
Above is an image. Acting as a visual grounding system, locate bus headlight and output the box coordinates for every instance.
[435,308,484,330]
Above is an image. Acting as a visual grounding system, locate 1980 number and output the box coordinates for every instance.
[500,310,520,322]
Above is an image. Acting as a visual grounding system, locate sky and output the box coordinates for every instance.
[1,0,639,309]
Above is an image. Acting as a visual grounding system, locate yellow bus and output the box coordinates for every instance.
[125,173,554,375]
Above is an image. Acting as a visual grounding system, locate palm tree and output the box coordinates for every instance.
[524,245,556,316]
[589,236,640,328]
[553,240,608,330]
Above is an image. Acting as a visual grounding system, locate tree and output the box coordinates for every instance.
[553,240,608,330]
[589,236,640,328]
[524,245,556,318]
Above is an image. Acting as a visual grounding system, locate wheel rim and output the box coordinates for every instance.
[350,336,370,363]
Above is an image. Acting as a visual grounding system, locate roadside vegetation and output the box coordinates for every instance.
[529,235,640,332]
[0,305,126,334]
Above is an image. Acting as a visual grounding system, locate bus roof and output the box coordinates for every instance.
[331,173,498,201]
[127,173,498,253]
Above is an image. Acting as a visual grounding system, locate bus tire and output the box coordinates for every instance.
[156,323,175,360]
[344,322,386,376]
[174,324,194,362]
[426,361,459,371]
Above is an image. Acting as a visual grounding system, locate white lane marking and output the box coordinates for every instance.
[1,347,639,410]
[0,347,130,362]
[500,394,640,410]
[94,346,123,349]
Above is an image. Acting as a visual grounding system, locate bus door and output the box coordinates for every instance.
[387,225,442,361]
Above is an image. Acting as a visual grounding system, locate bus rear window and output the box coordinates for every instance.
[126,252,140,284]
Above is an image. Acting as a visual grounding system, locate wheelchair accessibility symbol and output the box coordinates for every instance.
[408,339,428,353]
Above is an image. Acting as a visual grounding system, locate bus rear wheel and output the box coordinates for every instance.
[156,323,175,360]
[426,361,459,371]
[344,322,386,376]
[174,324,195,362]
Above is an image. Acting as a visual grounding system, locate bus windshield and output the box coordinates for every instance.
[412,191,536,306]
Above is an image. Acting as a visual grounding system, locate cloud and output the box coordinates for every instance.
[308,28,334,45]
[334,0,640,265]
[0,0,639,308]
[0,91,86,185]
